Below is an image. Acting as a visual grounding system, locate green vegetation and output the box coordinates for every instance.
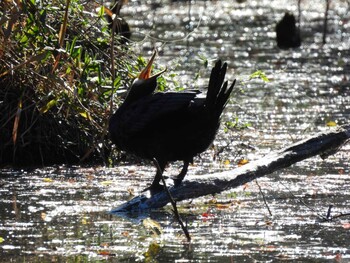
[0,0,139,166]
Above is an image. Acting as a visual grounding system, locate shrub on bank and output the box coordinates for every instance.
[0,0,134,166]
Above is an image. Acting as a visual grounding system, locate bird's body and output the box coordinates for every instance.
[276,12,301,49]
[109,53,234,194]
[106,0,131,44]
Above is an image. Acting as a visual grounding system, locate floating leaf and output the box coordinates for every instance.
[202,212,215,218]
[216,203,230,209]
[98,250,111,256]
[326,121,337,127]
[338,169,345,175]
[265,220,273,226]
[144,242,161,259]
[127,187,134,195]
[101,180,114,186]
[43,178,53,183]
[121,231,129,237]
[143,218,163,236]
[41,212,46,220]
[82,217,88,225]
[208,198,217,204]
[335,253,342,262]
[243,183,249,191]
[342,223,350,229]
[238,159,249,166]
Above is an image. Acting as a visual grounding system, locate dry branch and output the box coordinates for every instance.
[111,125,350,213]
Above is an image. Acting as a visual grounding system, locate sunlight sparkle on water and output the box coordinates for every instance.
[1,0,350,261]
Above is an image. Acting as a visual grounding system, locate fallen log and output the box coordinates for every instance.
[111,125,350,213]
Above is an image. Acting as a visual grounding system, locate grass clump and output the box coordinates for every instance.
[0,0,134,166]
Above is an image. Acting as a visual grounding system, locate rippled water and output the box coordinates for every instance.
[1,165,349,262]
[1,0,350,261]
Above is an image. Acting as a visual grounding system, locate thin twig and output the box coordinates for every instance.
[322,0,330,45]
[326,204,333,220]
[323,205,350,221]
[153,158,191,242]
[255,180,272,217]
[331,212,350,220]
[278,179,330,221]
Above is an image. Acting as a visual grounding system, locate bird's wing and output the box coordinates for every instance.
[124,91,204,134]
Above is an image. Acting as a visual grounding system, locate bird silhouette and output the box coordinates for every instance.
[109,52,235,194]
[276,12,301,49]
[105,0,131,44]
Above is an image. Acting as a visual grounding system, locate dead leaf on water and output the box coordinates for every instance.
[41,212,46,220]
[86,174,95,181]
[143,218,163,236]
[335,253,342,262]
[238,159,249,166]
[342,223,350,229]
[127,187,134,195]
[82,217,88,225]
[243,183,249,191]
[101,181,114,186]
[144,242,161,259]
[121,231,129,237]
[216,203,230,209]
[43,178,53,183]
[98,250,111,256]
[326,121,337,127]
[338,169,345,175]
[223,159,230,166]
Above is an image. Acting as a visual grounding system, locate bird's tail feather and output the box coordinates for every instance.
[206,60,235,118]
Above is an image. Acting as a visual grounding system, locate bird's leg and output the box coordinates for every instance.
[142,159,166,195]
[173,160,189,187]
[151,159,166,187]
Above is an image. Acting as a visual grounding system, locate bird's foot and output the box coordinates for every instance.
[172,177,183,187]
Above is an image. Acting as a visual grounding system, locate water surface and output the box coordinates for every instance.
[1,0,350,261]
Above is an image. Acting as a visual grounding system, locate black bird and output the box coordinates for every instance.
[276,12,301,49]
[105,0,131,44]
[109,52,235,194]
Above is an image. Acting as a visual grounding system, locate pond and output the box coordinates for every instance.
[1,0,350,261]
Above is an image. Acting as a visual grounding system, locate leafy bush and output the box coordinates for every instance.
[0,0,134,166]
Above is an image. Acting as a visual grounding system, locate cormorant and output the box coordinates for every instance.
[105,0,131,44]
[109,52,235,194]
[276,12,301,49]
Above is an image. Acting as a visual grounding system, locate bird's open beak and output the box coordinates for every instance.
[139,51,167,79]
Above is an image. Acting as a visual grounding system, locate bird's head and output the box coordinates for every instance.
[125,51,167,103]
